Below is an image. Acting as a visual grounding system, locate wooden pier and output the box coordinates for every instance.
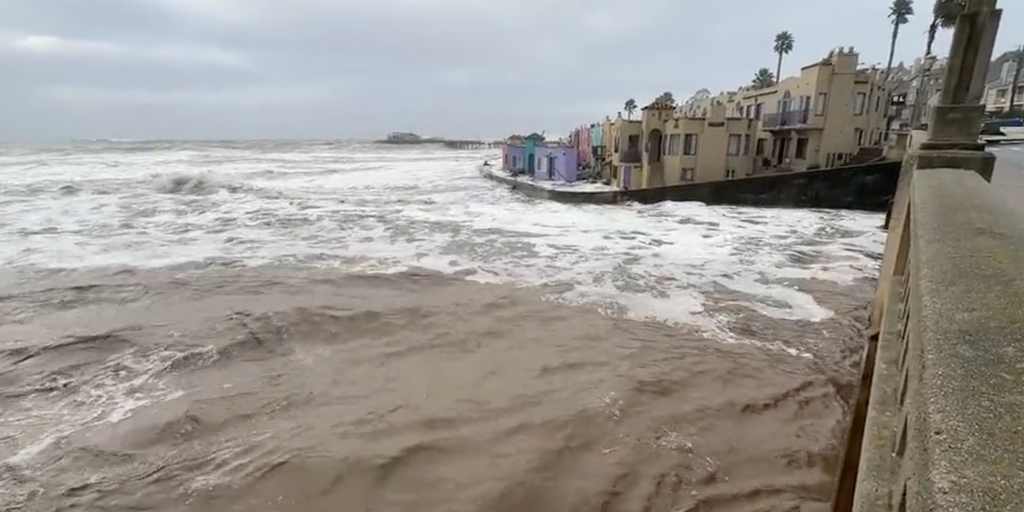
[375,133,501,150]
[440,139,501,149]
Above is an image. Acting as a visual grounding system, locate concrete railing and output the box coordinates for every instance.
[836,164,1024,511]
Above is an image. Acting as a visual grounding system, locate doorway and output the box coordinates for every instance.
[647,128,665,187]
[547,155,557,180]
[775,137,789,166]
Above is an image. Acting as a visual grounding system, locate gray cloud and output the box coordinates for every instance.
[2,0,1023,141]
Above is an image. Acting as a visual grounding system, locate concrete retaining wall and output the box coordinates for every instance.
[483,161,901,212]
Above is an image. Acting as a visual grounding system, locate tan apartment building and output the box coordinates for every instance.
[598,47,889,190]
[735,47,891,172]
[983,56,1022,114]
[635,99,759,188]
[656,47,890,182]
[604,115,644,189]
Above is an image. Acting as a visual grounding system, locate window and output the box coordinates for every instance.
[683,134,698,155]
[875,96,882,112]
[855,128,864,146]
[997,89,1007,102]
[746,105,753,118]
[667,134,682,155]
[795,137,808,159]
[854,92,866,115]
[662,134,669,155]
[743,134,751,156]
[816,93,828,116]
[755,138,766,156]
[725,169,737,179]
[614,134,620,152]
[727,134,742,156]
[754,103,763,120]
[680,168,695,182]
[800,95,811,111]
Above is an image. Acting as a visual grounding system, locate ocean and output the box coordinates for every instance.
[0,140,883,511]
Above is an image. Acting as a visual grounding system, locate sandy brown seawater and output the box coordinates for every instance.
[0,264,872,512]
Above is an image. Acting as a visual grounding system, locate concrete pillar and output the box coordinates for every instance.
[921,0,1002,160]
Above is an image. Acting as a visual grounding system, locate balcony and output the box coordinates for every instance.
[762,109,812,130]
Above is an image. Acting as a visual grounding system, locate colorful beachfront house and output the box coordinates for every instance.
[522,132,545,175]
[533,144,579,182]
[502,135,526,173]
[570,125,592,168]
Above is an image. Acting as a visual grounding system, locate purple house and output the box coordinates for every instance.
[533,145,578,182]
[501,140,526,173]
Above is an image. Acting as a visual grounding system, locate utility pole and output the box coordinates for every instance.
[1008,44,1023,116]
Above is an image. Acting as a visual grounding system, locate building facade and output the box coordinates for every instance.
[501,141,526,173]
[588,47,892,190]
[604,116,643,189]
[984,52,1023,114]
[637,99,759,187]
[534,145,579,182]
[736,47,891,171]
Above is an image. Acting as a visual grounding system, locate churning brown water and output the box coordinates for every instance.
[0,141,883,511]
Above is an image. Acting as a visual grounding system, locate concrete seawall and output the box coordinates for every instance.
[836,164,1024,512]
[483,161,901,212]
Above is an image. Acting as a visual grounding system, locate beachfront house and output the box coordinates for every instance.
[523,132,545,175]
[533,145,579,182]
[502,136,527,173]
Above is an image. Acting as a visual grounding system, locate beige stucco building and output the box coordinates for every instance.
[983,56,1022,113]
[604,116,643,189]
[634,99,759,188]
[601,46,891,189]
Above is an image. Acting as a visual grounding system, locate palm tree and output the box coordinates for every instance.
[752,68,776,89]
[887,0,915,79]
[926,0,966,55]
[624,98,637,119]
[655,91,676,105]
[773,31,795,83]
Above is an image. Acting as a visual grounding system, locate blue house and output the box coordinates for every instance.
[590,124,603,148]
[523,132,545,176]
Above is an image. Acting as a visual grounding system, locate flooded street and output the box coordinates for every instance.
[0,141,883,511]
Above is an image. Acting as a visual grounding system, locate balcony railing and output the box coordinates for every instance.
[762,109,811,129]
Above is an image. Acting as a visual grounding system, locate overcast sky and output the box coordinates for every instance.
[1,0,1022,141]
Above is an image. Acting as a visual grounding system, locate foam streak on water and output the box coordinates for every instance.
[0,140,883,327]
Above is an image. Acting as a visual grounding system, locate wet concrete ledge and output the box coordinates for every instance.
[483,161,901,212]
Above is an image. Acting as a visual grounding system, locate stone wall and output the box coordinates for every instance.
[482,161,901,212]
[623,162,900,211]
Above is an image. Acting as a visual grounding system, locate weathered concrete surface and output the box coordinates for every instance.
[898,169,1024,511]
[483,161,901,212]
[849,280,906,512]
[853,166,1024,512]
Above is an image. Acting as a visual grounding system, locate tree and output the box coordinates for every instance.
[752,68,776,89]
[926,0,966,55]
[773,31,795,83]
[655,91,676,105]
[624,98,637,119]
[886,0,915,79]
